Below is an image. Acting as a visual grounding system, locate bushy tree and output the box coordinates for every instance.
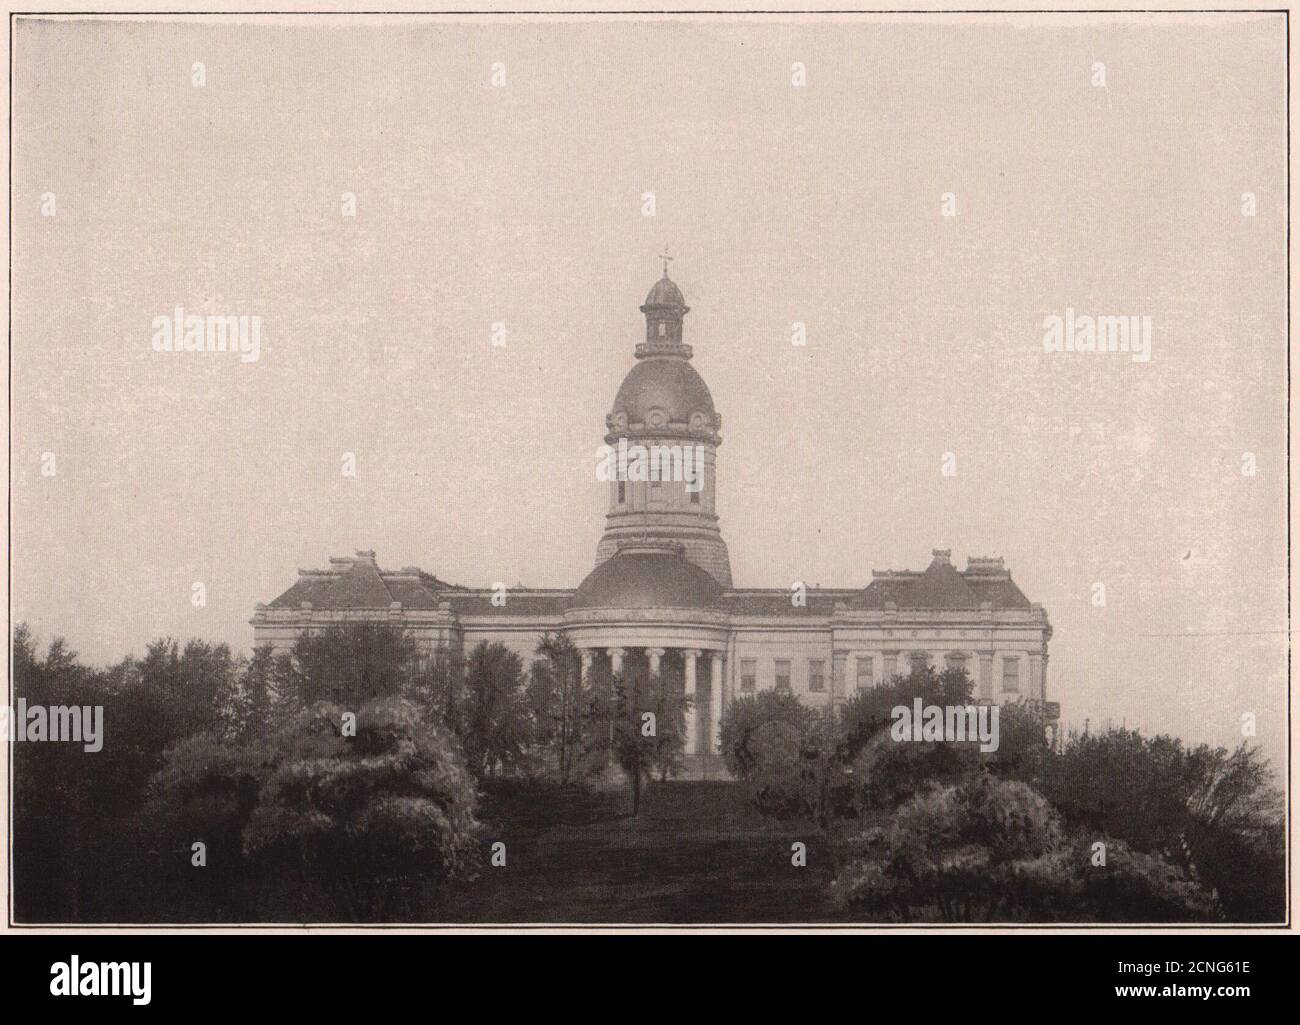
[1043,728,1284,922]
[11,626,104,920]
[278,622,420,709]
[147,696,480,921]
[526,633,605,784]
[611,669,687,814]
[833,774,1217,922]
[408,646,467,732]
[721,668,991,824]
[458,642,532,778]
[719,690,818,779]
[983,699,1055,784]
[718,691,841,823]
[836,666,977,763]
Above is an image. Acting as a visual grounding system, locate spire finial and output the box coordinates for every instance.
[659,245,673,278]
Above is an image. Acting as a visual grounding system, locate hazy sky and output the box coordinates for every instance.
[10,14,1288,765]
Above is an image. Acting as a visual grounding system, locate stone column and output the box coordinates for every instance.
[580,648,593,685]
[710,653,724,754]
[646,647,664,677]
[607,647,625,747]
[682,648,700,756]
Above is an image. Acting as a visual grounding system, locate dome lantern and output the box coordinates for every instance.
[637,250,692,359]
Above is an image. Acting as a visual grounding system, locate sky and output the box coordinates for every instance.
[9,13,1289,766]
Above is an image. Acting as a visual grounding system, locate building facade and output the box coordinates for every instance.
[253,267,1054,759]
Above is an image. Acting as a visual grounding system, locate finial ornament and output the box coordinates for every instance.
[659,245,673,277]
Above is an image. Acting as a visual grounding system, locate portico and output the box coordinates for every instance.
[565,596,729,757]
[575,644,725,756]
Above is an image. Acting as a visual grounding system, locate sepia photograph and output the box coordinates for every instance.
[1,5,1292,976]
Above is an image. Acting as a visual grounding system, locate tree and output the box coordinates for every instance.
[718,690,836,822]
[147,696,480,921]
[832,773,1217,922]
[279,622,420,710]
[1042,728,1284,922]
[526,633,604,784]
[409,646,467,736]
[11,626,102,920]
[459,641,532,778]
[719,689,818,780]
[611,667,686,814]
[720,667,986,825]
[135,637,241,742]
[227,644,284,741]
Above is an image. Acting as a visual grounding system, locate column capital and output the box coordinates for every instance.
[606,647,626,658]
[644,647,667,658]
[681,647,703,659]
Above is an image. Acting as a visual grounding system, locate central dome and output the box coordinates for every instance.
[572,546,722,610]
[612,358,716,429]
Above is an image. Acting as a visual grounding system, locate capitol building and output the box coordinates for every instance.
[253,266,1054,760]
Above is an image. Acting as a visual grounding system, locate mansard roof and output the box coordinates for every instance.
[267,551,463,610]
[858,550,1032,611]
[264,549,1035,619]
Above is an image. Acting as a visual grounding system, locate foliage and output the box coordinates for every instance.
[147,696,480,920]
[611,669,687,814]
[525,633,606,784]
[459,642,533,778]
[721,668,994,824]
[719,689,818,780]
[833,774,1217,922]
[1042,728,1284,922]
[277,622,420,709]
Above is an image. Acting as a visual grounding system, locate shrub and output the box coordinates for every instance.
[718,691,835,820]
[148,696,480,921]
[1041,728,1284,922]
[832,773,1218,923]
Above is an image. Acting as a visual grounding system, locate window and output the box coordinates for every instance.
[909,652,928,675]
[775,659,791,692]
[658,322,666,337]
[808,659,825,692]
[945,652,968,671]
[617,481,626,504]
[856,656,873,692]
[1002,657,1020,694]
[740,659,757,693]
[648,478,663,504]
[690,489,700,504]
